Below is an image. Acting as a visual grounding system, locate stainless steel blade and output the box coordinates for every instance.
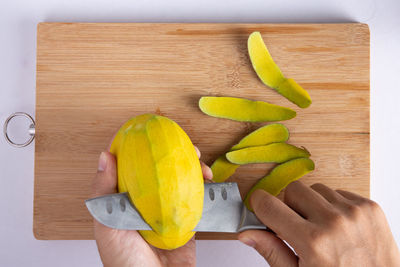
[194,182,266,232]
[85,182,266,232]
[85,193,152,230]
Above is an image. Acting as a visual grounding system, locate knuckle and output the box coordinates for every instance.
[307,227,328,251]
[346,204,363,219]
[259,246,279,266]
[367,199,380,211]
[359,199,381,213]
[254,237,287,266]
[326,210,347,227]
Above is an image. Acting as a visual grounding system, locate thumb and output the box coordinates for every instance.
[92,151,118,197]
[238,230,298,267]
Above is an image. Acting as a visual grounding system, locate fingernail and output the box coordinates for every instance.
[204,165,213,180]
[207,167,213,180]
[98,152,107,171]
[194,146,201,158]
[238,237,256,248]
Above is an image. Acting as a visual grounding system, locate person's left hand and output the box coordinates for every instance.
[92,147,213,267]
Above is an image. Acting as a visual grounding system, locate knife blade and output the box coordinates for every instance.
[85,182,266,233]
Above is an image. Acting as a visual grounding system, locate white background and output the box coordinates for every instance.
[1,0,399,266]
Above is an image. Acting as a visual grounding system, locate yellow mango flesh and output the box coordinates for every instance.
[247,32,285,88]
[248,31,312,108]
[211,124,289,183]
[211,156,240,183]
[110,114,204,250]
[231,123,289,150]
[244,158,315,210]
[199,96,296,122]
[277,78,312,109]
[226,143,310,164]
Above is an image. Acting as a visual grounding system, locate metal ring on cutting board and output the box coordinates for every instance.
[3,112,35,148]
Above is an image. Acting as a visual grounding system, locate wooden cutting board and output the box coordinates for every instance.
[34,23,370,240]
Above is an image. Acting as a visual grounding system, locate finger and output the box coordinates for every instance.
[336,189,367,203]
[201,161,213,180]
[239,230,298,267]
[194,145,212,180]
[284,181,332,219]
[250,189,308,247]
[194,146,201,158]
[152,236,197,266]
[311,183,348,204]
[92,152,118,197]
[310,183,362,216]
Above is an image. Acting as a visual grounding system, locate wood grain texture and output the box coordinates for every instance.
[34,23,370,240]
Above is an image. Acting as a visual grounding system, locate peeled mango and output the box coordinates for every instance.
[244,158,315,210]
[226,143,310,164]
[248,31,312,108]
[110,114,204,250]
[199,96,296,122]
[211,124,289,182]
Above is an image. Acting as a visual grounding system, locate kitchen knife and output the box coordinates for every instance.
[85,182,266,233]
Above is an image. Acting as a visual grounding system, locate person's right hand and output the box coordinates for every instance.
[238,181,400,266]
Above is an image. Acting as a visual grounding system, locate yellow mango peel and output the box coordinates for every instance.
[211,156,240,183]
[199,96,296,122]
[211,124,289,183]
[226,143,310,164]
[110,114,204,250]
[231,123,290,150]
[248,32,312,108]
[244,158,315,210]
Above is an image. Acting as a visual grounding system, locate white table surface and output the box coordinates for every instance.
[1,0,399,266]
